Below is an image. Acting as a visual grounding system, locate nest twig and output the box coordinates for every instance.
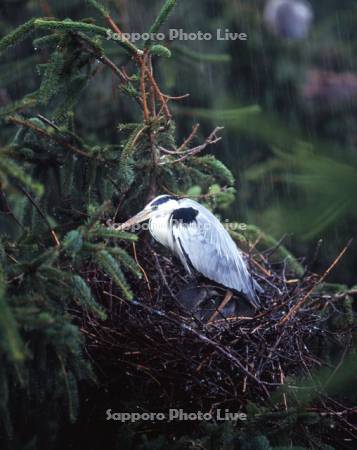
[78,238,355,440]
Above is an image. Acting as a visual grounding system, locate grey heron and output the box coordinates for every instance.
[119,195,262,309]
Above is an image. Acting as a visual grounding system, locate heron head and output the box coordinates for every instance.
[119,195,179,230]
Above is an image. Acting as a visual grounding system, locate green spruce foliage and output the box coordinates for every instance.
[0,0,236,446]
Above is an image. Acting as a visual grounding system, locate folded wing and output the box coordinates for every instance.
[170,199,261,307]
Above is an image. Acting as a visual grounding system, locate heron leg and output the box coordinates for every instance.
[207,290,234,323]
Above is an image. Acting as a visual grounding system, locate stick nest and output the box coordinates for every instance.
[79,238,353,415]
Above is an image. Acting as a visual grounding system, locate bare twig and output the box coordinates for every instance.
[16,185,60,247]
[279,240,352,325]
[7,116,96,160]
[159,127,224,165]
[208,290,233,323]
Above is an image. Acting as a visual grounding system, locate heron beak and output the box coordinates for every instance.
[118,209,152,231]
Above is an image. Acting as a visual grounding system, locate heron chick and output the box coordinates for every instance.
[119,195,262,308]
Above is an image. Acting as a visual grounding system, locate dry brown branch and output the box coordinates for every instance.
[159,127,224,165]
[7,116,95,160]
[208,290,233,323]
[279,240,352,325]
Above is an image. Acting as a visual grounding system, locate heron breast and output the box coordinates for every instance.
[149,215,172,248]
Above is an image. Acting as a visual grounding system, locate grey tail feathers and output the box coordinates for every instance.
[246,279,263,309]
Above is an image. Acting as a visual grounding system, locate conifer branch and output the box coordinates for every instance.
[86,0,143,56]
[105,16,143,56]
[89,226,138,241]
[33,18,107,36]
[0,156,43,197]
[0,18,36,55]
[7,116,97,160]
[15,185,60,247]
[68,31,141,107]
[0,258,24,362]
[109,248,142,279]
[71,275,107,320]
[148,0,178,35]
[95,251,133,300]
[87,0,110,17]
[32,34,61,50]
[0,96,37,117]
[140,53,150,122]
[83,201,112,231]
[33,19,141,56]
[144,65,172,119]
[172,44,232,63]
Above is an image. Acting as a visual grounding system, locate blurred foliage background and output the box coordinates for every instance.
[0,1,356,449]
[1,0,356,282]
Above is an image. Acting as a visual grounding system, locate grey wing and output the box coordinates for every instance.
[171,200,261,307]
